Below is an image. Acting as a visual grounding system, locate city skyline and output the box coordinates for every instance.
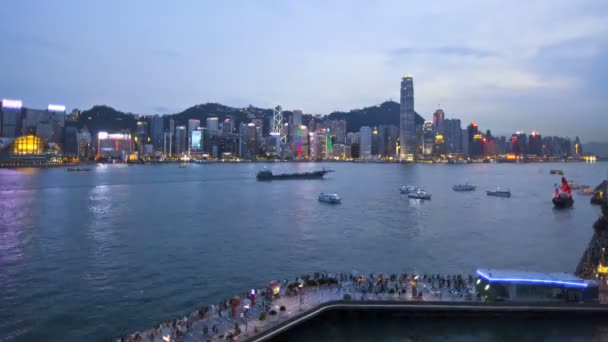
[1,0,608,141]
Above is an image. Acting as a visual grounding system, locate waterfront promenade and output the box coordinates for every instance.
[114,273,479,341]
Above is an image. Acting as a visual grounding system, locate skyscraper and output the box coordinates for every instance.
[528,131,542,156]
[0,99,23,137]
[359,126,372,160]
[175,125,186,155]
[150,115,164,152]
[444,119,462,154]
[432,109,445,135]
[422,121,434,157]
[207,117,219,134]
[399,75,415,159]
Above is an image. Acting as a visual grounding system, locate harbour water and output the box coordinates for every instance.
[0,162,605,341]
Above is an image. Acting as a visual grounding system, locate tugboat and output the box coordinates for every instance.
[256,169,334,181]
[553,177,574,208]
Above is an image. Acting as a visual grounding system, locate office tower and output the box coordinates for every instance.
[359,126,372,160]
[422,121,434,156]
[399,75,415,159]
[444,119,462,154]
[432,109,445,135]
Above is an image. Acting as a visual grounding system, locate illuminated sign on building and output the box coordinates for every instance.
[1,99,22,109]
[47,104,66,112]
[473,134,483,140]
[191,130,202,150]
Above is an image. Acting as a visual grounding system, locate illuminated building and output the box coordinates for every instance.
[207,117,219,134]
[461,129,469,158]
[434,134,446,156]
[528,132,542,156]
[247,123,257,158]
[573,136,582,157]
[482,137,496,157]
[290,110,302,147]
[96,131,133,160]
[467,123,481,158]
[359,126,372,160]
[422,121,434,156]
[299,125,309,159]
[399,74,416,159]
[432,109,445,135]
[371,127,380,156]
[47,104,66,144]
[0,134,61,163]
[1,99,23,137]
[511,132,527,155]
[150,115,164,152]
[175,125,187,155]
[222,118,234,135]
[190,128,204,156]
[444,119,462,154]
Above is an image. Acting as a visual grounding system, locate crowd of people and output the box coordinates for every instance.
[114,271,478,342]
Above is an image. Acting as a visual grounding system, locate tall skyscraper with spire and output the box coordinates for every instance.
[399,74,415,159]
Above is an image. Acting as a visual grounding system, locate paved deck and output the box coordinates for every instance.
[119,274,476,341]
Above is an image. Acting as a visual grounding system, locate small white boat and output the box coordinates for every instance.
[486,188,511,198]
[400,185,419,194]
[318,193,342,204]
[408,190,431,200]
[453,183,477,191]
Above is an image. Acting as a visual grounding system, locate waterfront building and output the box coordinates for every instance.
[247,123,257,158]
[299,125,309,159]
[175,125,186,156]
[63,126,79,157]
[96,131,133,161]
[422,121,434,157]
[377,124,399,158]
[371,127,380,157]
[511,132,527,155]
[150,115,164,152]
[359,126,372,160]
[190,128,204,156]
[432,109,445,135]
[0,99,23,138]
[187,119,200,155]
[467,123,482,158]
[482,137,496,157]
[461,129,469,158]
[0,134,61,164]
[325,119,346,145]
[222,118,234,135]
[77,128,92,160]
[574,136,583,157]
[399,74,416,160]
[207,117,219,134]
[444,119,462,154]
[434,134,446,156]
[528,132,542,156]
[238,123,249,159]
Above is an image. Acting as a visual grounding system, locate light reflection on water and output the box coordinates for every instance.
[0,162,605,341]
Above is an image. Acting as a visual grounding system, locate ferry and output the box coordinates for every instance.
[408,190,431,200]
[400,185,419,194]
[257,169,334,181]
[486,188,511,198]
[318,193,342,204]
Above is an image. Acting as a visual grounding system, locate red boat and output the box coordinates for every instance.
[553,177,574,208]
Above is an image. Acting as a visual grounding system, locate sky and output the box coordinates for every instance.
[1,0,608,141]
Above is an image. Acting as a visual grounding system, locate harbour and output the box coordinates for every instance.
[0,162,606,341]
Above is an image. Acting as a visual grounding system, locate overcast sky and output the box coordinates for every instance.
[1,0,607,141]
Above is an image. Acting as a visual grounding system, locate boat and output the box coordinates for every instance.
[550,169,564,175]
[179,164,188,168]
[257,169,334,181]
[67,167,92,172]
[579,188,594,195]
[553,193,574,208]
[453,183,477,191]
[567,181,589,190]
[553,177,574,208]
[486,188,511,198]
[408,190,431,200]
[318,193,341,204]
[400,185,419,194]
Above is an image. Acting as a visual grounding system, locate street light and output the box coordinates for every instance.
[243,304,250,333]
[298,283,304,311]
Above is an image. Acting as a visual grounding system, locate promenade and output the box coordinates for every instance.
[115,273,477,342]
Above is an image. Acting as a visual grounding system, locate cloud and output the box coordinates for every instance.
[391,46,498,58]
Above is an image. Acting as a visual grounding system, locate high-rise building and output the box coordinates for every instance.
[371,127,380,156]
[467,123,480,157]
[399,75,415,159]
[528,131,542,156]
[444,119,462,154]
[574,136,582,157]
[47,104,66,146]
[239,123,249,159]
[432,109,445,135]
[461,129,469,158]
[299,125,309,159]
[175,125,186,155]
[247,123,257,158]
[1,99,23,137]
[511,132,527,155]
[359,126,372,160]
[207,117,219,134]
[222,118,234,135]
[290,110,302,145]
[150,115,164,151]
[422,121,434,157]
[63,126,79,157]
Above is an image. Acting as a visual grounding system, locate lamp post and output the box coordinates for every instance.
[243,304,250,333]
[298,283,304,311]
